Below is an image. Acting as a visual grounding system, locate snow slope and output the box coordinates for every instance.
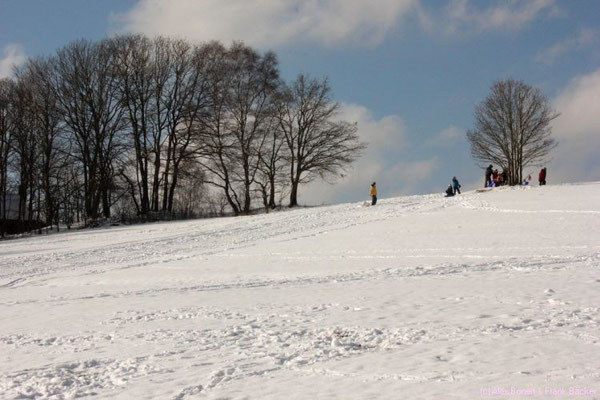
[0,183,599,399]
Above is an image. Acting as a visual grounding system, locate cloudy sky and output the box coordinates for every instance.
[1,0,599,205]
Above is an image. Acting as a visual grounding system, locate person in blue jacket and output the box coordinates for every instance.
[452,176,461,195]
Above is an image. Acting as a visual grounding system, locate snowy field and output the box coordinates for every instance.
[0,183,599,399]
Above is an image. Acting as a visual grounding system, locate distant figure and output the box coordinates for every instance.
[523,174,532,185]
[445,185,455,197]
[485,164,493,187]
[452,176,461,195]
[539,167,547,186]
[370,182,377,205]
[492,169,499,186]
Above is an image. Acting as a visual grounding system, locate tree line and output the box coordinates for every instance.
[0,35,365,235]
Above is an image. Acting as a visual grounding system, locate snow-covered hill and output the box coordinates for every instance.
[1,183,599,399]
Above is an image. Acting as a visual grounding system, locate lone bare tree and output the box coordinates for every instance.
[466,79,559,185]
[276,74,365,207]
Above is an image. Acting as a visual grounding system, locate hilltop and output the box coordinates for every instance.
[0,183,599,399]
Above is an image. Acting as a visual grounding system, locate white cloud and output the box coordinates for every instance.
[535,27,600,64]
[0,44,26,79]
[425,125,463,146]
[383,157,439,195]
[549,68,600,184]
[337,102,408,154]
[417,0,559,36]
[113,0,417,48]
[298,103,439,205]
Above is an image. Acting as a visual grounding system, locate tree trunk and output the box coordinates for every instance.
[225,185,240,216]
[151,150,161,211]
[268,174,276,208]
[167,160,179,212]
[243,187,251,215]
[102,181,110,218]
[162,136,173,211]
[289,179,299,207]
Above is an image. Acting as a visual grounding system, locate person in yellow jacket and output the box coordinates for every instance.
[370,182,377,205]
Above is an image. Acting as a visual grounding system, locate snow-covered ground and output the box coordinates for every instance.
[1,183,599,399]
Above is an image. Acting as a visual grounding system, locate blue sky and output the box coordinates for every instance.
[1,0,599,205]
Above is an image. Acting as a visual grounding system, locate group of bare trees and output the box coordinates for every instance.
[0,35,364,235]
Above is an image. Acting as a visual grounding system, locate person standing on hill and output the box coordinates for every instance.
[501,170,508,186]
[452,176,461,195]
[539,167,547,185]
[370,182,377,205]
[492,169,499,186]
[497,172,504,186]
[485,164,493,187]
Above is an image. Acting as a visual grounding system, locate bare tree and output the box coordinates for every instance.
[196,42,240,214]
[467,79,559,185]
[11,77,39,229]
[255,114,286,211]
[276,74,365,207]
[54,39,125,220]
[17,58,66,229]
[112,35,201,215]
[146,37,172,212]
[197,43,279,215]
[159,38,193,212]
[111,34,154,216]
[171,160,206,216]
[0,79,16,235]
[162,41,211,213]
[225,43,279,214]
